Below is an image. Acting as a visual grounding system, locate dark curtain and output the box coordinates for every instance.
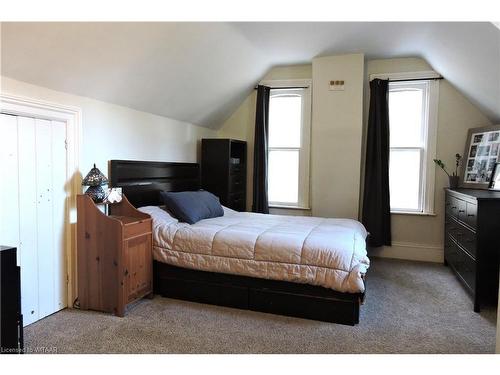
[362,79,392,247]
[252,85,271,214]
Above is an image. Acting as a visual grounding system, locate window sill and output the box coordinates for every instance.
[390,211,436,217]
[269,205,311,211]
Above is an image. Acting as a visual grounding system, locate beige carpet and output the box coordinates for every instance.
[24,258,497,353]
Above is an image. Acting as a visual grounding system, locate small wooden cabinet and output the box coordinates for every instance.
[201,138,247,211]
[444,188,500,312]
[77,194,153,316]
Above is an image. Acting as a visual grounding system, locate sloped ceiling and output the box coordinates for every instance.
[1,22,499,128]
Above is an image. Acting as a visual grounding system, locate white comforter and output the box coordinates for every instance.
[139,206,370,293]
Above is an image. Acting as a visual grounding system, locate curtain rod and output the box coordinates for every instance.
[255,76,444,89]
[380,76,444,83]
[254,86,309,90]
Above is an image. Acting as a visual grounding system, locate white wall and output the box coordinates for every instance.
[1,76,216,177]
[311,54,365,219]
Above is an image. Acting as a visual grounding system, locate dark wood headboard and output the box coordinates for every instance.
[109,160,200,208]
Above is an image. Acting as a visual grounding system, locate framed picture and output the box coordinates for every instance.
[461,124,500,189]
[489,163,500,191]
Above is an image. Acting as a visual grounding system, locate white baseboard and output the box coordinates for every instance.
[369,241,444,263]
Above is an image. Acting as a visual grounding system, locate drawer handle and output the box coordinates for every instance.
[458,210,465,213]
[451,206,457,209]
[467,214,475,217]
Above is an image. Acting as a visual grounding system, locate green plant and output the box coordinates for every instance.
[454,153,462,176]
[434,153,462,177]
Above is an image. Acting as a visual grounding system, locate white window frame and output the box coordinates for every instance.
[370,71,440,215]
[260,79,312,209]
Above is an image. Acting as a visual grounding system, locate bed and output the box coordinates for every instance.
[109,159,369,325]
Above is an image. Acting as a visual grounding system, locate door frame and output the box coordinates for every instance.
[1,93,82,308]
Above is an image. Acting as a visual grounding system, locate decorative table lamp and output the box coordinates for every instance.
[82,163,109,203]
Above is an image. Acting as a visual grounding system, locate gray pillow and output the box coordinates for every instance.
[160,190,224,224]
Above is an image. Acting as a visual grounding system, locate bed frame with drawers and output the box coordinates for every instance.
[109,159,366,325]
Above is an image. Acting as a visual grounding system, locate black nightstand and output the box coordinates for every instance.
[0,246,23,354]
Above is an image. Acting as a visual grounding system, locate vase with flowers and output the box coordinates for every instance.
[434,153,462,189]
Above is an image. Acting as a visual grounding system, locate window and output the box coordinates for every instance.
[387,79,439,214]
[266,82,311,208]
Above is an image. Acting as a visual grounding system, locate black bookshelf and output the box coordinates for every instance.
[201,139,247,211]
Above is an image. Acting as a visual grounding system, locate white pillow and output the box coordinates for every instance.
[222,205,237,216]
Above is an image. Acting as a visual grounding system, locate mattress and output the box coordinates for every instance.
[138,206,370,294]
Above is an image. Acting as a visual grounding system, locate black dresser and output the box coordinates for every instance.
[0,246,23,354]
[444,189,500,312]
[201,138,247,211]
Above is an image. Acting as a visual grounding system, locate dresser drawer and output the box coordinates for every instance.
[445,216,461,239]
[444,215,477,258]
[446,194,475,228]
[446,196,460,219]
[446,218,477,259]
[123,219,152,240]
[465,202,477,229]
[229,174,245,192]
[230,163,244,175]
[457,199,467,222]
[445,235,476,293]
[458,226,476,259]
[228,192,245,211]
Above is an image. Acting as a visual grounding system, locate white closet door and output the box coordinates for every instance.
[0,113,68,326]
[35,119,57,319]
[17,116,39,325]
